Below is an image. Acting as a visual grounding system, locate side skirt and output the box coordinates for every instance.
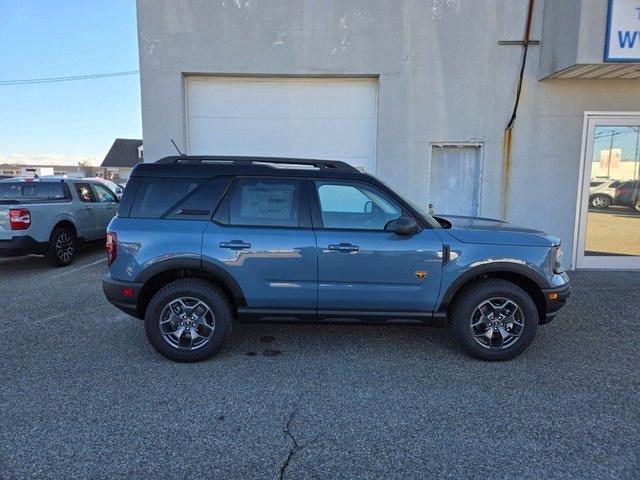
[237,308,446,326]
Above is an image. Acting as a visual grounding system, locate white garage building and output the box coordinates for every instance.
[136,0,640,270]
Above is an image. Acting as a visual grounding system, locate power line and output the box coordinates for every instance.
[0,70,139,86]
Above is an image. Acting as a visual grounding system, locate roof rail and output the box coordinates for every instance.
[155,155,360,172]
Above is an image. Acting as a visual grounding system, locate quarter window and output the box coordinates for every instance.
[315,181,401,230]
[130,178,202,219]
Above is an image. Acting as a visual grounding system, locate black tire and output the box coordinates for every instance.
[450,279,538,361]
[144,278,233,362]
[45,227,77,267]
[589,194,611,209]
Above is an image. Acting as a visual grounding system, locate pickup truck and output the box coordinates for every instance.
[0,177,118,266]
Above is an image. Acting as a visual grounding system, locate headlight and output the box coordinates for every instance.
[552,245,564,273]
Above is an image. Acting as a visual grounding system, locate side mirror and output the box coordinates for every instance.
[394,216,419,236]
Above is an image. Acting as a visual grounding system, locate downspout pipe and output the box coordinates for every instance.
[501,0,535,220]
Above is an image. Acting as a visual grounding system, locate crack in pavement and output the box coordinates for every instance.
[278,405,306,480]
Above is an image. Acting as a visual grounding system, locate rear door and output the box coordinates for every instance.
[202,176,317,319]
[72,182,101,239]
[309,179,443,320]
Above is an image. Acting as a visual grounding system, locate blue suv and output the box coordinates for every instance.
[103,157,570,362]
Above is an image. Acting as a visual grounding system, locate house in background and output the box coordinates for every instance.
[0,164,88,177]
[101,138,143,182]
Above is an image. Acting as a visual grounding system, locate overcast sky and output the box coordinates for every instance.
[0,0,141,166]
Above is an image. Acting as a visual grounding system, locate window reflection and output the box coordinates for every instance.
[585,126,640,257]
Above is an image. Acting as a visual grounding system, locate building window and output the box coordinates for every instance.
[428,143,483,216]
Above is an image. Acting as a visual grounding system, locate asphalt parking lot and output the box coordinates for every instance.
[1,244,639,479]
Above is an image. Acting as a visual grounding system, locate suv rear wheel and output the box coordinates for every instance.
[144,278,233,362]
[450,279,538,361]
[45,227,77,267]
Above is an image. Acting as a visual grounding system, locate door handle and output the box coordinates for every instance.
[328,243,359,253]
[219,240,251,250]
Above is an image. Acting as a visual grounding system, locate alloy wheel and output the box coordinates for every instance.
[159,297,216,350]
[591,196,609,208]
[55,233,75,262]
[469,297,525,350]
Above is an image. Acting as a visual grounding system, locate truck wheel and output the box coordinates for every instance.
[450,279,538,361]
[45,227,77,267]
[144,278,233,362]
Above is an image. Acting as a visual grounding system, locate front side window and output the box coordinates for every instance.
[220,178,301,227]
[92,184,117,203]
[315,181,401,230]
[74,183,96,203]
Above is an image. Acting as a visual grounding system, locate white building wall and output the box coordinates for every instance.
[136,0,640,267]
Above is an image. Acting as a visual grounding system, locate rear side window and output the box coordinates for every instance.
[0,182,68,199]
[214,178,302,227]
[130,178,202,219]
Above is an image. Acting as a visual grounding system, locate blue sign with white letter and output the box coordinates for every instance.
[605,0,640,61]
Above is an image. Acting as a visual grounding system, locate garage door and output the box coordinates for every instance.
[185,77,378,172]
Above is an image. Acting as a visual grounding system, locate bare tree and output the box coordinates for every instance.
[77,161,96,177]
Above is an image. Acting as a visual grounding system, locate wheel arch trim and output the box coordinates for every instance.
[134,257,247,308]
[437,261,548,313]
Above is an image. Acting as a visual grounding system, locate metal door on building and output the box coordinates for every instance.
[428,143,483,216]
[575,113,640,269]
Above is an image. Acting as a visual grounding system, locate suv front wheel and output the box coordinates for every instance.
[450,279,538,361]
[144,278,233,362]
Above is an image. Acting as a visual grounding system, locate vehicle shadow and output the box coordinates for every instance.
[0,239,106,272]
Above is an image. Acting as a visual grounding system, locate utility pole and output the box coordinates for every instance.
[634,127,640,181]
[606,129,615,179]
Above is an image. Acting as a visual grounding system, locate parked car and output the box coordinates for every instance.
[614,180,640,212]
[85,177,125,200]
[103,156,570,362]
[0,177,119,266]
[588,178,621,209]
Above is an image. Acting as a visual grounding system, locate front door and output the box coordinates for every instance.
[202,176,317,319]
[91,183,118,234]
[73,182,101,239]
[575,114,640,269]
[309,179,443,320]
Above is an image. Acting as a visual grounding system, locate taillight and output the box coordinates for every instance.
[9,208,31,230]
[106,232,117,266]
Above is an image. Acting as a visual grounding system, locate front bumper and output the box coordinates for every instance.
[102,273,144,318]
[540,280,571,324]
[0,236,48,257]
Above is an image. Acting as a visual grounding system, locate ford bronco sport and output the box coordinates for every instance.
[103,156,570,362]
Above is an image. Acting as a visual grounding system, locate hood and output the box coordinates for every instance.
[435,214,561,247]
